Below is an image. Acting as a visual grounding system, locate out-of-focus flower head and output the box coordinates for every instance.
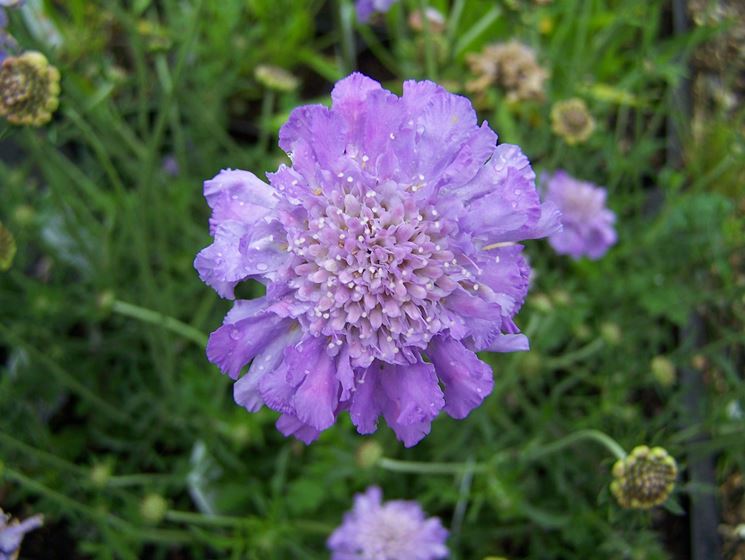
[195,73,560,446]
[0,509,43,560]
[328,486,448,559]
[611,445,677,509]
[408,7,446,34]
[356,0,399,23]
[0,221,16,271]
[466,41,548,103]
[0,51,60,126]
[551,98,595,145]
[543,170,616,260]
[254,64,300,93]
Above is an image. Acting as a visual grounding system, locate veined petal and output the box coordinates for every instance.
[378,360,444,447]
[206,299,289,379]
[428,336,494,419]
[233,323,302,412]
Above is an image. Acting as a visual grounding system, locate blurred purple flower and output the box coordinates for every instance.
[195,73,560,446]
[328,486,448,560]
[0,0,23,62]
[162,154,180,177]
[0,510,43,560]
[356,0,399,23]
[544,170,617,259]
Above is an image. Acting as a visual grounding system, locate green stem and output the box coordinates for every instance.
[522,429,627,462]
[0,325,128,423]
[259,89,276,154]
[111,300,208,347]
[377,430,627,476]
[543,338,605,369]
[164,509,247,527]
[418,0,437,79]
[2,467,192,545]
[378,457,490,475]
[337,0,356,73]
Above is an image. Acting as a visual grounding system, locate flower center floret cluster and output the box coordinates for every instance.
[195,73,561,446]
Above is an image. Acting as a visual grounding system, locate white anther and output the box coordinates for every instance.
[357,235,364,241]
[323,313,330,319]
[347,282,354,288]
[362,155,369,162]
[346,176,353,183]
[337,172,344,177]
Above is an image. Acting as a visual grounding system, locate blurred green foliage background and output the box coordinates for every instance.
[0,0,743,558]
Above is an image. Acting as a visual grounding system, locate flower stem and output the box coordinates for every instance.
[543,338,605,370]
[522,429,627,462]
[112,299,208,347]
[337,0,356,73]
[259,89,275,155]
[418,0,437,80]
[378,457,490,475]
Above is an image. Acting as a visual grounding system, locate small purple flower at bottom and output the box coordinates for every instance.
[543,170,617,260]
[356,0,399,23]
[195,73,560,447]
[328,486,448,560]
[0,510,43,560]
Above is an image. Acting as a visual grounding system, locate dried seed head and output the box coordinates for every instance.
[466,41,548,103]
[611,445,678,509]
[551,98,595,145]
[0,51,60,126]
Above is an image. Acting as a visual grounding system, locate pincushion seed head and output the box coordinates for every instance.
[0,51,60,126]
[466,41,548,103]
[551,98,595,145]
[611,445,678,509]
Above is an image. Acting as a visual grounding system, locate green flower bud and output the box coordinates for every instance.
[0,222,17,271]
[254,65,299,92]
[611,445,677,509]
[355,441,383,469]
[600,322,621,345]
[140,493,168,524]
[0,51,61,127]
[90,463,112,488]
[651,356,676,387]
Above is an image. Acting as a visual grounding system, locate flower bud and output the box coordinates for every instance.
[0,51,60,126]
[140,493,168,524]
[611,445,677,509]
[254,64,299,92]
[651,356,676,387]
[0,221,17,271]
[355,441,383,469]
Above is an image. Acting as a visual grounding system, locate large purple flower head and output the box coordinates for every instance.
[356,0,399,23]
[195,73,560,446]
[543,170,617,260]
[327,486,448,560]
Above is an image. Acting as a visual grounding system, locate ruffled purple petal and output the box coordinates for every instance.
[276,413,321,444]
[233,323,302,412]
[206,299,290,379]
[428,335,494,419]
[378,360,444,447]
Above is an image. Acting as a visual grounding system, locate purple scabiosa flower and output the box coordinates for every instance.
[0,509,43,560]
[356,0,399,23]
[195,73,560,446]
[327,486,448,560]
[543,170,617,260]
